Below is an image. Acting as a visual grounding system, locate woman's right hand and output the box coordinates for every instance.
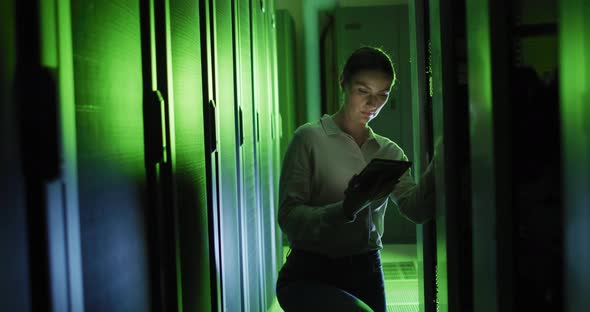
[342,174,371,221]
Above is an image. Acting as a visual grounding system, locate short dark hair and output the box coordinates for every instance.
[341,46,396,88]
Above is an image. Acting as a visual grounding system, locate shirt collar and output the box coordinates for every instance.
[320,114,381,146]
[320,114,341,136]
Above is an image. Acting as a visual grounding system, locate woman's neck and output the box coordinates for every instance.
[332,111,368,146]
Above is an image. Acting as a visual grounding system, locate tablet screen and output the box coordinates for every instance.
[355,158,412,200]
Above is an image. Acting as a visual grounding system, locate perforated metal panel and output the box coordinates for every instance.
[71,0,153,310]
[252,0,280,309]
[168,0,212,311]
[235,0,264,311]
[385,280,420,312]
[382,261,418,280]
[208,0,244,311]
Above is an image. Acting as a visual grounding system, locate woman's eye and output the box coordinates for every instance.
[358,89,368,94]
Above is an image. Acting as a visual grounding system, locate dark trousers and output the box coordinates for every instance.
[276,249,386,312]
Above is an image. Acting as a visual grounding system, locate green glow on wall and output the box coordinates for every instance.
[99,36,145,175]
[71,0,146,178]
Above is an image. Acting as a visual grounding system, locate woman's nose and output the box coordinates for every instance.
[366,95,379,107]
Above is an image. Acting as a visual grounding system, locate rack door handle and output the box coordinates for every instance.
[238,106,244,147]
[208,99,217,153]
[144,90,166,166]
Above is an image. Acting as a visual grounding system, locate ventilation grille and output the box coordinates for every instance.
[383,261,419,312]
[385,280,420,312]
[387,303,420,312]
[382,261,417,280]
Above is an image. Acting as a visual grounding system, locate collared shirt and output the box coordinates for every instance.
[278,114,434,258]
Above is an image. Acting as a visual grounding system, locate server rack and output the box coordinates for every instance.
[7,0,85,311]
[467,0,564,311]
[4,0,283,311]
[234,0,265,311]
[203,0,281,311]
[168,0,213,311]
[71,0,164,310]
[252,0,281,309]
[408,0,438,311]
[428,0,472,311]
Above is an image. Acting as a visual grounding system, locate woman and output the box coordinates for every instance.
[276,46,435,312]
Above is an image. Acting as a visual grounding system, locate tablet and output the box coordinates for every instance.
[349,158,412,200]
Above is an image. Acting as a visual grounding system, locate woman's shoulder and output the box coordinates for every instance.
[373,132,402,149]
[372,133,407,158]
[292,120,324,140]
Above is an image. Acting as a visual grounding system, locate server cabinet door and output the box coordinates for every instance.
[209,0,244,311]
[199,0,222,310]
[70,1,155,310]
[168,0,213,311]
[268,1,284,281]
[252,0,279,308]
[408,0,437,311]
[466,1,503,311]
[429,0,473,311]
[234,0,264,311]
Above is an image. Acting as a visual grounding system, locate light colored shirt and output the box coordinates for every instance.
[278,114,434,258]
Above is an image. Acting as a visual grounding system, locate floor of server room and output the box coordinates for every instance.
[270,244,419,312]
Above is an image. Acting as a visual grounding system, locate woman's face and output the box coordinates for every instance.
[342,70,392,126]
